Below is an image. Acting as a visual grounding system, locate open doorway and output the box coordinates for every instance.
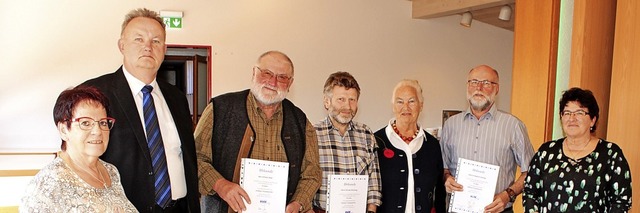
[157,45,211,127]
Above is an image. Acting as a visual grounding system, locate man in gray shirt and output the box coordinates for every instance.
[440,65,534,213]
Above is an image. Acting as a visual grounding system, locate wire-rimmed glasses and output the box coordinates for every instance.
[254,66,292,83]
[70,117,116,131]
[467,79,498,88]
[561,110,589,118]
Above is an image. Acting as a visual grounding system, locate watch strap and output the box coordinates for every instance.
[505,187,517,202]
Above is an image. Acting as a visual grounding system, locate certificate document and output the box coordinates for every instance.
[449,158,499,213]
[326,174,368,213]
[239,158,289,213]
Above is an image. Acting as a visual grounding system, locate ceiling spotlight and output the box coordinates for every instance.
[498,5,512,21]
[460,12,473,27]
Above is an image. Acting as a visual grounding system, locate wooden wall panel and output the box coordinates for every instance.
[510,0,560,211]
[569,0,616,139]
[511,1,559,152]
[609,0,640,211]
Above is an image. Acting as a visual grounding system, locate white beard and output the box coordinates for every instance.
[250,81,288,105]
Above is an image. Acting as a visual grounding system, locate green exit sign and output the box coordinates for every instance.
[163,17,182,29]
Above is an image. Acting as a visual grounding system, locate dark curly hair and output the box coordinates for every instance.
[559,87,599,133]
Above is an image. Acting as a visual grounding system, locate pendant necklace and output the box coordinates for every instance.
[74,161,108,189]
[565,138,592,166]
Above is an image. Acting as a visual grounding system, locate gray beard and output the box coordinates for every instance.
[329,111,354,125]
[470,98,491,111]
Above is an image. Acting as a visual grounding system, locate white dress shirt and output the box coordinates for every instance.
[385,118,425,213]
[122,67,187,199]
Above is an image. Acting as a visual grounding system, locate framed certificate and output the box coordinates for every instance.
[239,158,289,213]
[448,158,499,213]
[326,174,369,213]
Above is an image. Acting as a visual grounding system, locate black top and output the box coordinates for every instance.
[523,138,632,213]
[374,127,446,213]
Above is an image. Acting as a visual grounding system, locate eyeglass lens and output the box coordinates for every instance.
[255,67,291,83]
[561,110,588,117]
[468,80,496,88]
[75,117,115,131]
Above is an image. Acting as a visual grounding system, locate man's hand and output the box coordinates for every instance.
[285,201,303,213]
[484,191,509,213]
[213,179,251,212]
[444,175,463,193]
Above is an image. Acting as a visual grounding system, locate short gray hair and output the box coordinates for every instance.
[391,79,424,103]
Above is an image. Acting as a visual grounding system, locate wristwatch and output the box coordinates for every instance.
[505,187,517,202]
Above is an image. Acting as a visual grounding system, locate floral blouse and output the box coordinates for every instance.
[20,157,138,213]
[523,138,632,212]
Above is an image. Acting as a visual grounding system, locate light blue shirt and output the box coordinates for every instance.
[440,104,534,205]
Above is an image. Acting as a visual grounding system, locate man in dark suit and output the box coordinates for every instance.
[81,8,200,212]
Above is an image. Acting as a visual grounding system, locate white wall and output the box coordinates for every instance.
[0,0,513,151]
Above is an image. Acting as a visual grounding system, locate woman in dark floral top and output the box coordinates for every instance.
[523,87,632,212]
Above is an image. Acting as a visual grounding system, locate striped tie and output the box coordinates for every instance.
[141,85,172,208]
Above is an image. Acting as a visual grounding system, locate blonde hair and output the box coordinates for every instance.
[121,8,165,35]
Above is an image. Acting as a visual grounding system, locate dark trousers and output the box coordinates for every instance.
[152,198,187,213]
[313,207,326,213]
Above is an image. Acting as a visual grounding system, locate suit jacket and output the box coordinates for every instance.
[81,67,200,212]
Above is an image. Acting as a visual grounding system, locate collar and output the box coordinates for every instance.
[322,116,354,132]
[122,66,159,96]
[464,103,498,121]
[247,91,282,116]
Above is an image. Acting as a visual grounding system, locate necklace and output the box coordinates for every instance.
[565,138,592,165]
[392,121,419,143]
[74,160,108,189]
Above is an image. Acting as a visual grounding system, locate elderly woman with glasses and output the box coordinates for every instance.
[523,87,632,212]
[21,86,137,212]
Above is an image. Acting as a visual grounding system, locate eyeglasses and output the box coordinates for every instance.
[254,66,292,83]
[467,79,498,88]
[70,117,116,131]
[561,110,589,118]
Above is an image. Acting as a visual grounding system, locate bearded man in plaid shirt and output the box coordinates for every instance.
[311,71,381,213]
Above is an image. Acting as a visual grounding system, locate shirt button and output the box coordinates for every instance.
[414,169,420,174]
[397,206,403,209]
[400,169,405,173]
[400,187,405,190]
[416,205,422,211]
[415,187,421,192]
[412,154,417,158]
[399,154,404,157]
[148,171,153,176]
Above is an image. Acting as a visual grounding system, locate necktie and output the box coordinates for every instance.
[141,85,172,208]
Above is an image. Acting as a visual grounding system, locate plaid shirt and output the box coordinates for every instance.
[312,117,382,210]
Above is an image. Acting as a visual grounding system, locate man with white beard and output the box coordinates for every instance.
[194,51,321,213]
[440,65,534,213]
[311,72,381,213]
